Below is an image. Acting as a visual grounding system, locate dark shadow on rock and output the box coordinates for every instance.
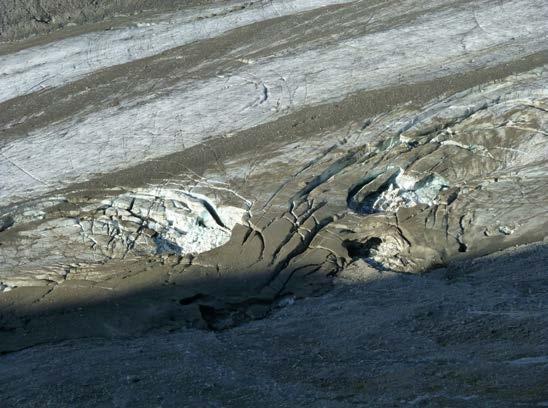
[1,242,546,354]
[0,259,333,353]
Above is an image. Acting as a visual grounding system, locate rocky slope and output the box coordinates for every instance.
[1,243,547,407]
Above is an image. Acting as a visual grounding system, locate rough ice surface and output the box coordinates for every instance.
[372,169,449,213]
[0,0,352,103]
[100,187,247,255]
[1,0,546,204]
[0,185,248,287]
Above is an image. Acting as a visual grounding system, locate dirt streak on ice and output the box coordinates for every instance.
[0,0,352,104]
